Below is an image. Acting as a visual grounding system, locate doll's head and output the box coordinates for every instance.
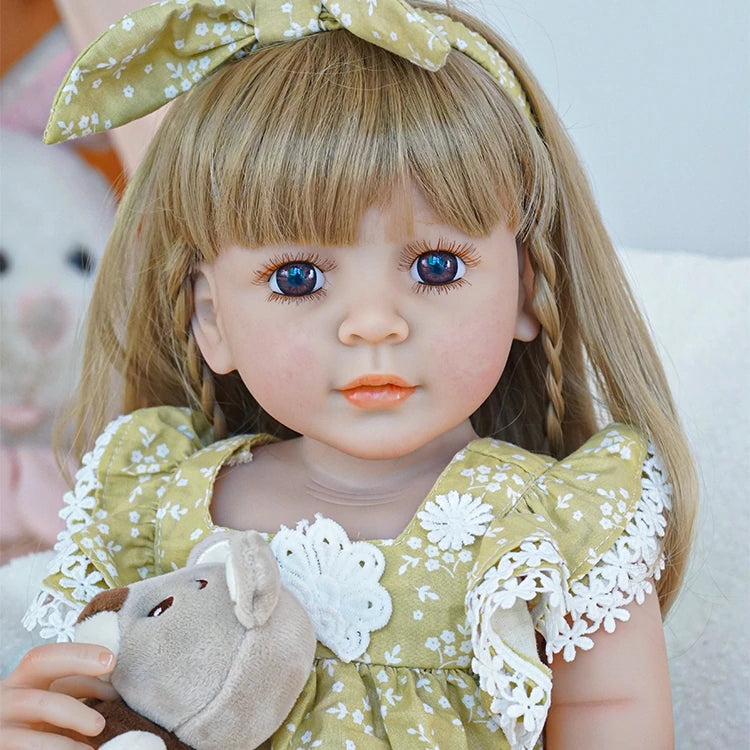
[84,3,573,445]
[66,0,695,610]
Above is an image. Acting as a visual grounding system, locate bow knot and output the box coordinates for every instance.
[44,0,533,145]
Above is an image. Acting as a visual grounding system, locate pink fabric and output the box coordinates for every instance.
[1,47,76,136]
[0,446,71,547]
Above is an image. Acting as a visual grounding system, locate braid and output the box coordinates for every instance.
[200,361,227,439]
[529,238,565,455]
[169,254,228,440]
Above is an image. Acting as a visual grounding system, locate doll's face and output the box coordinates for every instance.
[193,186,538,459]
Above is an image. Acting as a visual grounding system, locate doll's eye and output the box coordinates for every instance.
[409,251,466,286]
[148,596,174,617]
[269,262,326,297]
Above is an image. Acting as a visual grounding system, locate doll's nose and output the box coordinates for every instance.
[337,296,409,346]
[18,290,70,352]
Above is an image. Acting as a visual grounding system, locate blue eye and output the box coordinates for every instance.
[269,262,326,297]
[410,252,466,286]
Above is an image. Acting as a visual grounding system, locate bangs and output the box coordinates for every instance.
[156,30,541,258]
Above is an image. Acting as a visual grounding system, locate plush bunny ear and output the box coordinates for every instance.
[228,531,281,629]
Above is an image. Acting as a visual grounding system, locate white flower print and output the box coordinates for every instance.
[417,490,493,550]
[440,629,455,644]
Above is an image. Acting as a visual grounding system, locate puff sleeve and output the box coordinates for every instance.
[464,425,672,750]
[22,406,266,641]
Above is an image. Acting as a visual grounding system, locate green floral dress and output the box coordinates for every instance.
[25,407,671,750]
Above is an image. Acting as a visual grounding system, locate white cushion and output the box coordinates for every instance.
[619,247,749,749]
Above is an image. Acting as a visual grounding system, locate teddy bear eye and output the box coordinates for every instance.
[196,579,208,589]
[148,596,174,617]
[0,249,8,274]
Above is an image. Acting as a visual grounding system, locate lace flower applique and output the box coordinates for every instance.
[23,413,135,640]
[417,490,494,551]
[269,514,392,662]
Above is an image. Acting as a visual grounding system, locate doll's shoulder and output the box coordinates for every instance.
[64,407,243,517]
[452,423,656,517]
[459,423,669,571]
[75,406,275,538]
[80,406,270,496]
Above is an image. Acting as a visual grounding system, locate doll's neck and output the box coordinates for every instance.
[297,420,478,507]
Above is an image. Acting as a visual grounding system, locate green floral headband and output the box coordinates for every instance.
[44,0,534,145]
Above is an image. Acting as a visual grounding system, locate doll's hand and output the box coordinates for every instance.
[0,642,118,749]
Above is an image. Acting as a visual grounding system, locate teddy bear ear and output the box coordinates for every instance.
[227,531,281,629]
[187,531,237,566]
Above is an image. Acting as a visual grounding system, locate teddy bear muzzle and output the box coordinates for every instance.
[74,586,130,673]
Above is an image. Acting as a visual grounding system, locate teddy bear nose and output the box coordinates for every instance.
[18,291,70,352]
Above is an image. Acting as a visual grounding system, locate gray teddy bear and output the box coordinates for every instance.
[71,530,316,749]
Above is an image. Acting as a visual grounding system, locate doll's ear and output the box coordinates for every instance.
[514,241,540,342]
[191,266,235,375]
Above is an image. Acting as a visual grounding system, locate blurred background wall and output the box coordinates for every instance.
[472,0,749,257]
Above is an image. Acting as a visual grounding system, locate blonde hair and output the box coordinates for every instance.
[66,1,696,613]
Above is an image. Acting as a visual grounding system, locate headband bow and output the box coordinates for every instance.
[44,0,533,145]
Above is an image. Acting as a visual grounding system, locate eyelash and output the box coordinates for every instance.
[398,238,480,295]
[253,252,336,304]
[252,239,481,302]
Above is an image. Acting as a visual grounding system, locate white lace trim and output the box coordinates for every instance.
[269,514,392,662]
[465,444,672,750]
[22,414,134,642]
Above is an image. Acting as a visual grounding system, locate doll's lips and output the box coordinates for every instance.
[339,375,416,410]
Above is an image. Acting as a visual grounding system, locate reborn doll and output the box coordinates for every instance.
[4,2,696,749]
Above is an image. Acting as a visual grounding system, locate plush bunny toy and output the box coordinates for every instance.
[0,127,115,559]
[72,530,316,750]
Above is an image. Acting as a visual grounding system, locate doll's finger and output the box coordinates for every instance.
[0,686,105,737]
[0,725,95,750]
[6,643,115,689]
[50,674,120,701]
